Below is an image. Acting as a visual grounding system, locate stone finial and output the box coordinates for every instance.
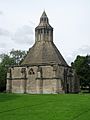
[41,11,47,18]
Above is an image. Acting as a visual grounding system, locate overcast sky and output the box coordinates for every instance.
[0,0,90,65]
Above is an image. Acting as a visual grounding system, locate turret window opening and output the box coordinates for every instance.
[38,30,40,34]
[47,29,49,34]
[44,18,46,22]
[41,29,42,33]
[44,29,46,34]
[41,18,43,21]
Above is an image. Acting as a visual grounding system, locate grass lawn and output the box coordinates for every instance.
[0,93,90,120]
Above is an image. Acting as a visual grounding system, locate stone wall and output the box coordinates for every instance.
[6,64,79,94]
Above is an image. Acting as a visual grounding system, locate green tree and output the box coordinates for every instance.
[0,50,26,92]
[0,54,15,92]
[10,49,26,65]
[72,55,90,92]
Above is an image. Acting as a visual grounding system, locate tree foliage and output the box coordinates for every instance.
[72,55,90,92]
[10,49,26,64]
[0,50,26,92]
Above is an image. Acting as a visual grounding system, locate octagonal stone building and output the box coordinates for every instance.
[6,11,80,94]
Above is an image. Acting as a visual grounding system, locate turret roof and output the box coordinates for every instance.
[41,11,47,18]
[21,11,68,66]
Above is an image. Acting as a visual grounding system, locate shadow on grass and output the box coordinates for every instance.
[0,93,21,102]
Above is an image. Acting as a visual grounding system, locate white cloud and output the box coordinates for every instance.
[66,45,90,65]
[0,0,90,64]
[0,28,11,36]
[12,25,34,45]
[0,25,34,54]
[77,45,90,55]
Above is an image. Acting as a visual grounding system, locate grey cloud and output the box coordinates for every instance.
[12,25,34,45]
[0,11,3,15]
[0,25,34,54]
[66,45,90,65]
[0,30,12,54]
[0,36,12,48]
[0,35,16,54]
[0,28,11,36]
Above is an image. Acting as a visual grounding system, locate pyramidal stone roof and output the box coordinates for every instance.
[21,11,68,66]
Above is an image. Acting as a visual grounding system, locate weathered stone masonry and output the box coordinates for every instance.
[6,11,80,94]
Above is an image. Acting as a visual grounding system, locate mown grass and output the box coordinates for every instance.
[0,93,90,120]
